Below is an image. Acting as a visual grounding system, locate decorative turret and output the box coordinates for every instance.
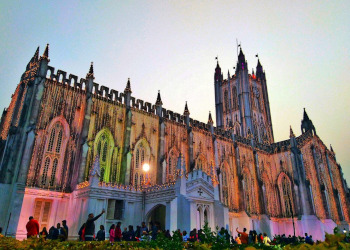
[124,78,132,94]
[301,108,316,135]
[86,62,94,79]
[290,126,295,138]
[26,47,40,71]
[208,111,214,125]
[238,47,245,63]
[155,90,162,106]
[85,62,94,97]
[183,101,190,116]
[41,44,49,61]
[155,90,162,116]
[236,47,248,73]
[214,60,222,82]
[38,44,50,78]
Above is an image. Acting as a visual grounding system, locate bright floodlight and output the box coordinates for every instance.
[143,163,150,172]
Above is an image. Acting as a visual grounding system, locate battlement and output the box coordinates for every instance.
[187,169,213,186]
[44,64,294,154]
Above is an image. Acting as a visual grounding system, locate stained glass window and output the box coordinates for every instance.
[55,129,63,153]
[48,128,55,152]
[42,158,50,186]
[49,159,58,186]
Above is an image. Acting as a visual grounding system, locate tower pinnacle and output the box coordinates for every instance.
[183,101,190,116]
[124,78,132,94]
[208,111,213,125]
[290,126,295,138]
[42,44,49,60]
[86,62,94,79]
[155,90,163,106]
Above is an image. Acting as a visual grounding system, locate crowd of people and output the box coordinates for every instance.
[25,216,69,240]
[20,210,341,247]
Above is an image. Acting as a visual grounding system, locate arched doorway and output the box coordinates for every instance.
[146,204,166,231]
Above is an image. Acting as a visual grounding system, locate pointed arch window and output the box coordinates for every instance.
[134,173,138,188]
[133,140,150,187]
[243,174,252,214]
[55,130,63,153]
[48,128,56,152]
[221,168,229,206]
[94,130,115,183]
[40,120,68,189]
[49,159,58,186]
[224,90,229,113]
[41,158,50,186]
[280,175,294,217]
[232,86,238,111]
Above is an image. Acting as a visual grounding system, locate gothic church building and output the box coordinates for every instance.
[0,45,349,240]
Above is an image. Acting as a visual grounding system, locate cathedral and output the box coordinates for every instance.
[0,45,349,241]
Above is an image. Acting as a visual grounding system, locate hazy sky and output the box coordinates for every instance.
[0,1,349,182]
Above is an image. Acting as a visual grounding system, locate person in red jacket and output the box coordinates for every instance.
[115,222,122,241]
[26,216,40,238]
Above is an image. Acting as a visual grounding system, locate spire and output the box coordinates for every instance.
[290,126,295,138]
[238,47,245,62]
[86,62,95,79]
[301,108,316,135]
[214,59,222,81]
[183,101,190,116]
[33,46,39,62]
[208,111,213,125]
[228,70,230,79]
[41,43,49,60]
[303,108,310,121]
[257,59,262,67]
[124,78,132,94]
[155,90,162,106]
[216,59,221,69]
[330,144,334,153]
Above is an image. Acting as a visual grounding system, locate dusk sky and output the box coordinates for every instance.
[0,1,349,181]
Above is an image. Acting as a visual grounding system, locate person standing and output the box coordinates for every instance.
[236,227,248,244]
[141,222,148,234]
[39,227,48,240]
[26,216,40,238]
[115,222,122,241]
[109,224,115,242]
[84,209,105,241]
[96,225,105,241]
[62,220,69,240]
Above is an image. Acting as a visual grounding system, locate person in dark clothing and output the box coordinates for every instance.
[57,223,67,241]
[84,209,105,241]
[127,225,135,241]
[115,222,122,242]
[141,222,148,234]
[78,223,86,241]
[39,227,48,240]
[150,222,158,240]
[96,225,105,241]
[165,230,171,239]
[135,225,141,238]
[122,227,128,241]
[48,225,59,240]
[62,220,68,240]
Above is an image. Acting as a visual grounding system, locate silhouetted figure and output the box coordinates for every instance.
[84,209,105,241]
[96,225,105,241]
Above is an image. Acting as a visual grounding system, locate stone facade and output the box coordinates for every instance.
[0,45,349,240]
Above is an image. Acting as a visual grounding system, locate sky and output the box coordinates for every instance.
[0,1,349,182]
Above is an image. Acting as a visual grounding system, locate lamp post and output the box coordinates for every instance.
[142,163,150,222]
